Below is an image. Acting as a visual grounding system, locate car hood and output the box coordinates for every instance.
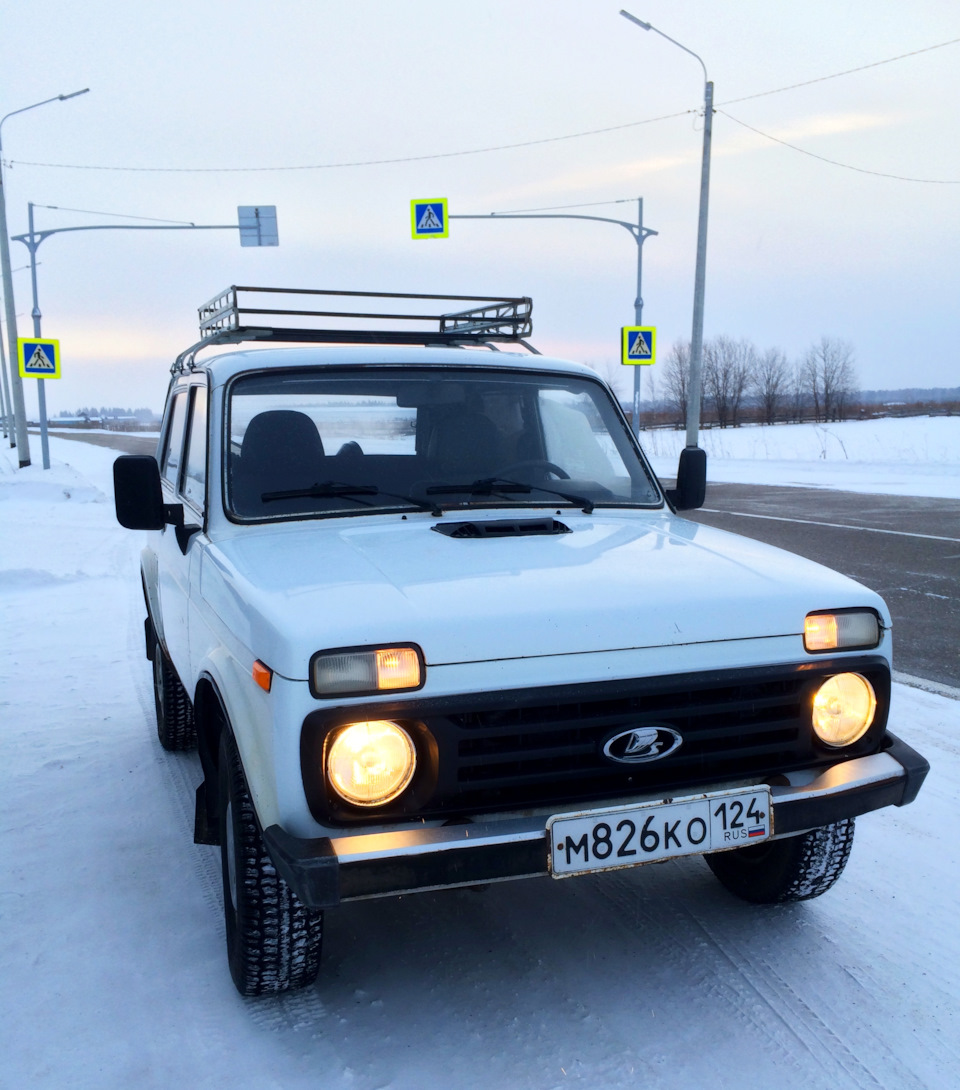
[201,510,888,680]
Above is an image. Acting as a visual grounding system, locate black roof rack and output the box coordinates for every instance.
[173,285,535,372]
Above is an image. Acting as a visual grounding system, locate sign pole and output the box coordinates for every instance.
[0,327,10,441]
[26,203,51,469]
[9,204,279,469]
[632,198,645,435]
[447,202,657,436]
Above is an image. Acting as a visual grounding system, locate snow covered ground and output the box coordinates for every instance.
[643,416,960,499]
[2,427,957,1090]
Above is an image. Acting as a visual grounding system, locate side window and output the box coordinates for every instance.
[161,391,189,486]
[182,387,208,511]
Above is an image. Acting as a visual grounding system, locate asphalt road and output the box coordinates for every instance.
[41,429,159,456]
[688,483,960,690]
[47,430,958,689]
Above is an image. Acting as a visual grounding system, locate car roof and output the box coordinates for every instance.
[187,344,601,387]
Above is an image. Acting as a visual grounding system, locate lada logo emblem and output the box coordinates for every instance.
[602,726,683,764]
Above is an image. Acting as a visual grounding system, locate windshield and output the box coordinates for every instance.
[226,366,662,520]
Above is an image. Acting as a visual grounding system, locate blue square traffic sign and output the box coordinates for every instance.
[411,199,448,239]
[621,326,656,366]
[18,337,61,379]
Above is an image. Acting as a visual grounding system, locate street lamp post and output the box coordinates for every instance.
[0,326,9,440]
[0,88,90,467]
[451,199,657,436]
[620,11,712,451]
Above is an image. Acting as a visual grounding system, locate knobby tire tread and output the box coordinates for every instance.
[220,730,322,996]
[705,818,856,904]
[153,642,197,751]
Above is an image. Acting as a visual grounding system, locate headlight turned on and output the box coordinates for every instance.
[325,720,417,806]
[804,610,881,653]
[311,645,423,697]
[812,673,877,747]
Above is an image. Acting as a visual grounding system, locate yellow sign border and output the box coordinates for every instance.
[621,326,656,366]
[18,337,62,379]
[411,198,449,239]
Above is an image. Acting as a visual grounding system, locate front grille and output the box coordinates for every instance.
[301,658,890,824]
[416,661,889,816]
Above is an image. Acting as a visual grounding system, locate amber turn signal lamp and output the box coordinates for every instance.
[252,659,273,692]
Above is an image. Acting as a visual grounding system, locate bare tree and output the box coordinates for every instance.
[803,337,858,421]
[703,336,754,427]
[663,341,689,427]
[751,347,790,424]
[788,360,807,422]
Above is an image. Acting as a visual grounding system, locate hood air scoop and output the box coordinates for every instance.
[432,517,572,539]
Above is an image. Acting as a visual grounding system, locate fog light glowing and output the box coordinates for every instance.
[326,720,416,806]
[812,673,877,747]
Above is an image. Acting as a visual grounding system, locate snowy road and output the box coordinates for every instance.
[2,436,958,1090]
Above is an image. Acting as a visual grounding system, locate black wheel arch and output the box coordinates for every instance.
[192,674,231,845]
[142,575,156,662]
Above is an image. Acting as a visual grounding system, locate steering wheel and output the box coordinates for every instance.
[497,460,571,480]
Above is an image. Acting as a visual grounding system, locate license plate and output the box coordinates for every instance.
[548,787,773,877]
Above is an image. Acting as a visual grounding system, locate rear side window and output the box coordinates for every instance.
[161,392,188,486]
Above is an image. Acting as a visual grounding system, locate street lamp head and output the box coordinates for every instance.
[619,10,652,30]
[58,89,90,101]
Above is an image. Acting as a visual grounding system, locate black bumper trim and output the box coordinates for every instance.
[263,825,340,909]
[265,731,929,910]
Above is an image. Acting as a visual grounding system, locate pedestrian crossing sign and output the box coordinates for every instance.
[411,199,448,239]
[18,337,61,379]
[621,326,656,366]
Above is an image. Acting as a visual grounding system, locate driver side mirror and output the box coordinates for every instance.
[114,455,199,552]
[114,455,167,529]
[665,446,707,511]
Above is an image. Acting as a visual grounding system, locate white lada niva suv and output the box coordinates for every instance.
[114,287,929,996]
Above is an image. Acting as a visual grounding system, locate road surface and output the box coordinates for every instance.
[689,484,959,689]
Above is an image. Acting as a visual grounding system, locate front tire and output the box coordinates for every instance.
[705,819,855,904]
[152,641,196,751]
[218,729,323,996]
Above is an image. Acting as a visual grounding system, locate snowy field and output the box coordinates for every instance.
[643,416,960,499]
[1,428,958,1090]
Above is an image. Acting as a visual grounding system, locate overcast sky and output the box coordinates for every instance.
[3,0,958,415]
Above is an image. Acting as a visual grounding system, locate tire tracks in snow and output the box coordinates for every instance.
[318,880,661,1089]
[593,863,924,1089]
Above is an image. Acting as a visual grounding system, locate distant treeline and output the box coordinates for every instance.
[859,387,960,405]
[57,407,160,423]
[622,336,958,428]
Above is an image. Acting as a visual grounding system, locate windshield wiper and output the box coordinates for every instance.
[261,481,442,516]
[426,477,594,514]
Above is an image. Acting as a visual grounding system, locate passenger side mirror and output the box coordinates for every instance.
[665,446,707,511]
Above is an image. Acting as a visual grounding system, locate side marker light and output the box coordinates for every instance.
[252,660,273,692]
